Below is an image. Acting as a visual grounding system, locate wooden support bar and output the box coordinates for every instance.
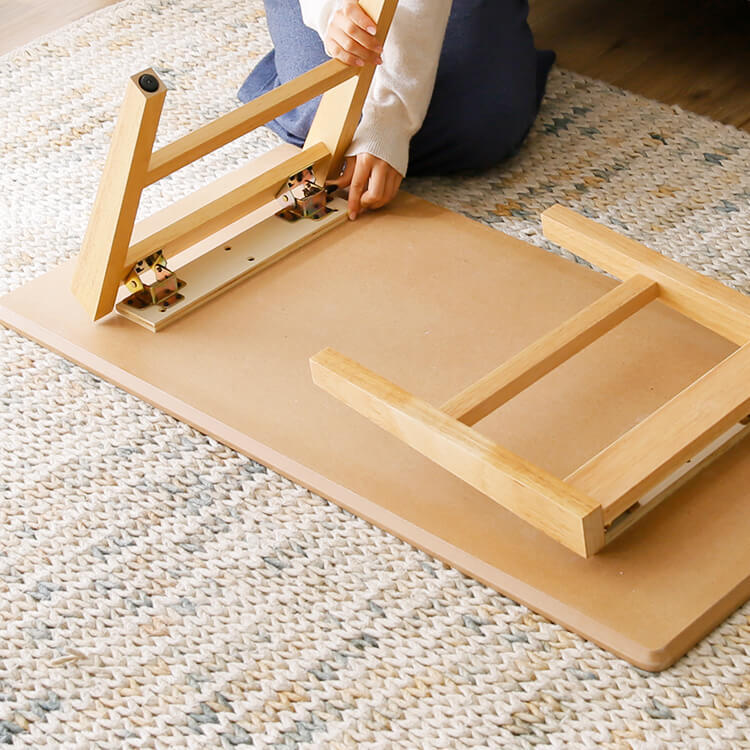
[304,0,399,181]
[71,69,166,321]
[542,205,750,345]
[604,421,750,542]
[310,348,605,557]
[441,274,659,425]
[567,342,750,523]
[121,143,298,273]
[144,60,357,185]
[123,142,329,270]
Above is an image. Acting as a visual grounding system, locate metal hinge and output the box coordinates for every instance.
[121,251,186,312]
[275,166,337,222]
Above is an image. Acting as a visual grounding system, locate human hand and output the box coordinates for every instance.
[328,154,403,220]
[324,1,384,67]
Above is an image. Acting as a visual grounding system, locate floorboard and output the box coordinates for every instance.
[0,0,119,55]
[529,0,750,132]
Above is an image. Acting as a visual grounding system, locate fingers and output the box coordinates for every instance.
[342,1,378,35]
[325,2,383,67]
[359,160,403,212]
[326,155,402,220]
[360,161,388,211]
[347,156,371,220]
[325,157,355,188]
[364,172,402,212]
[386,169,403,205]
[326,27,383,67]
[344,154,403,220]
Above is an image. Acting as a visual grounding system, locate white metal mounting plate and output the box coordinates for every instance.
[116,196,349,331]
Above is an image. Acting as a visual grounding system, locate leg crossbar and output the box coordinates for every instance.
[441,274,659,425]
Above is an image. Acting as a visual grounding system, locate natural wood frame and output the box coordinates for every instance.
[311,205,750,557]
[70,0,398,323]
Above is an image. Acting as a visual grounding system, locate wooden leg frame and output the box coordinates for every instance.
[70,0,398,331]
[311,206,750,557]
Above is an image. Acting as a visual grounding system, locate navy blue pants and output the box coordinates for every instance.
[239,0,555,176]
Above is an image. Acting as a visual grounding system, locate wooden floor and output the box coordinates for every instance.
[0,0,117,54]
[1,0,749,131]
[530,0,750,131]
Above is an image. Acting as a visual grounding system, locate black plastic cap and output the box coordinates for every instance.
[138,73,159,93]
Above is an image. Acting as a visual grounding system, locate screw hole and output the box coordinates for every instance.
[247,257,255,262]
[224,246,231,251]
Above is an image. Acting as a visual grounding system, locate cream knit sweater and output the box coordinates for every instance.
[300,0,452,176]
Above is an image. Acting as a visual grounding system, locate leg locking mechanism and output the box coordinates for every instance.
[275,166,337,222]
[122,251,186,311]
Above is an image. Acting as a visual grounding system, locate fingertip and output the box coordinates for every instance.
[351,5,377,36]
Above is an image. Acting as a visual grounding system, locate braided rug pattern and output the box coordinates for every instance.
[1,1,749,747]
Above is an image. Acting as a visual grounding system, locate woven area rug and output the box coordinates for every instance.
[2,1,749,747]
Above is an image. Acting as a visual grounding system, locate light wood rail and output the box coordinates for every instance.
[313,205,750,556]
[567,342,750,523]
[603,421,750,542]
[441,274,659,425]
[71,70,166,320]
[542,205,750,345]
[144,60,357,185]
[124,142,329,268]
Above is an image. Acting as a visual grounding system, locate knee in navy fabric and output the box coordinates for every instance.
[407,1,554,175]
[237,0,329,146]
[411,48,554,175]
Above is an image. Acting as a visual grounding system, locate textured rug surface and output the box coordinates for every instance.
[1,1,750,747]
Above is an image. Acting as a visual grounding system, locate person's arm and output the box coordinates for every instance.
[300,0,452,218]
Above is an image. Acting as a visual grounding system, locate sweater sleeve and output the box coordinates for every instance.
[300,0,339,36]
[299,0,452,177]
